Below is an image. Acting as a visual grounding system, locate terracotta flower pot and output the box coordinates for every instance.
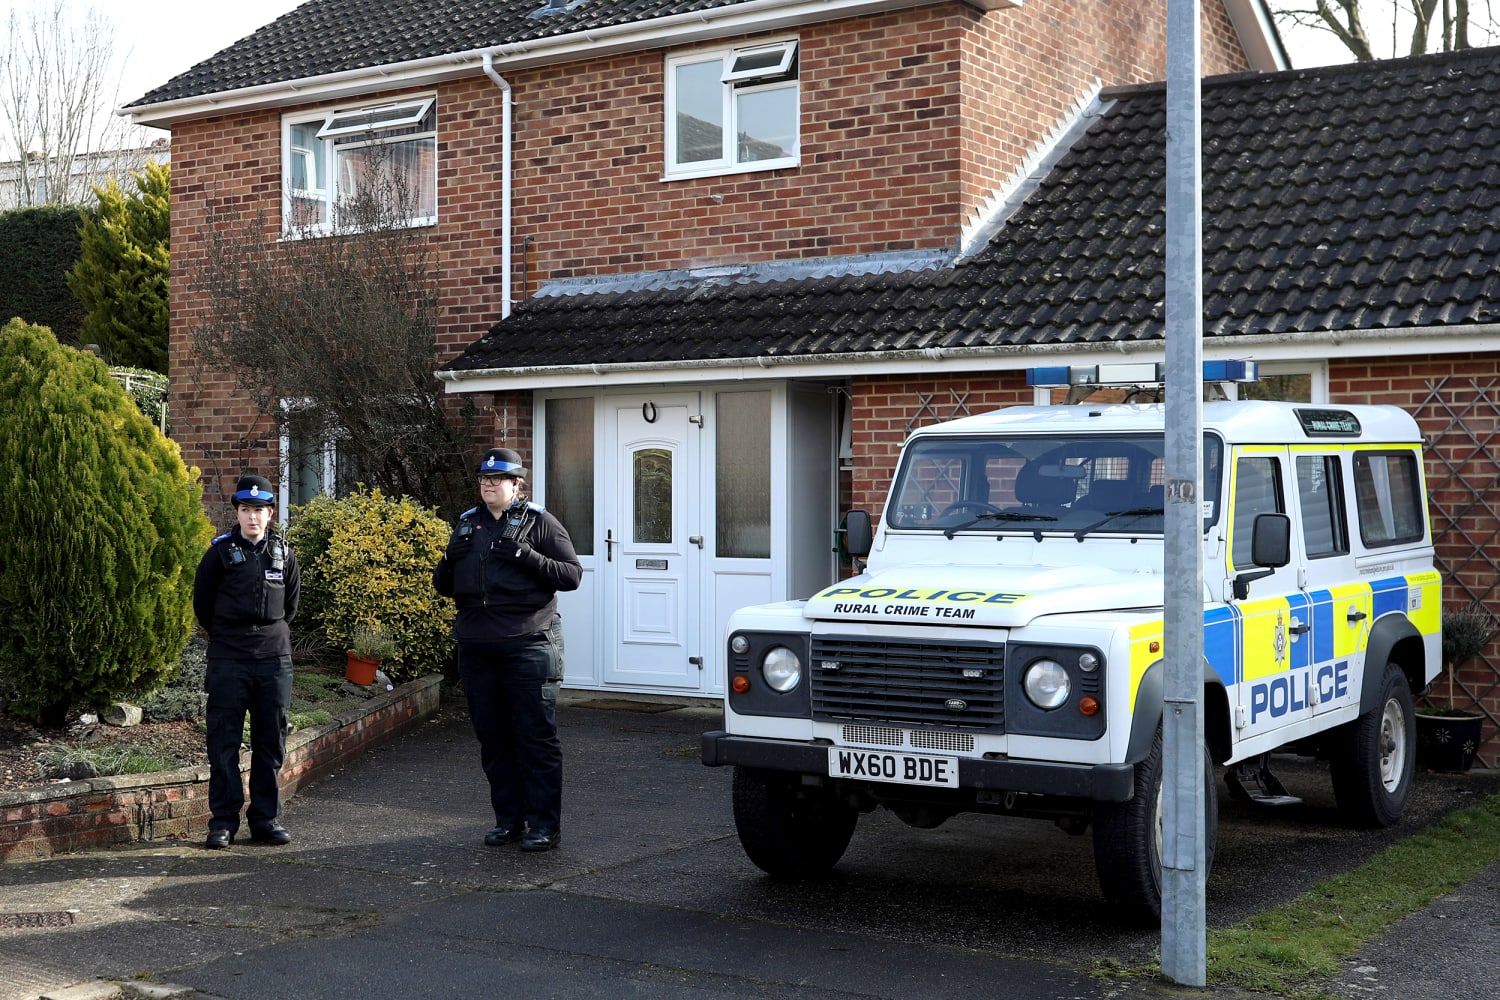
[345,651,380,686]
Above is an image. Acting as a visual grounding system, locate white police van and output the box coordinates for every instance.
[702,364,1441,921]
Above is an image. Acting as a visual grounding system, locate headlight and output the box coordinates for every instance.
[762,646,802,692]
[1023,658,1071,709]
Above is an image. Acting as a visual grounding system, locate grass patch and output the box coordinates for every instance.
[37,743,177,776]
[1204,791,1500,998]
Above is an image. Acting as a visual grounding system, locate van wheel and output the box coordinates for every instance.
[1091,728,1217,924]
[1330,660,1415,828]
[732,767,857,878]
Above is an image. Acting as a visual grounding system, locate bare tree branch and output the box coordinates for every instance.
[189,143,478,519]
[1,0,150,205]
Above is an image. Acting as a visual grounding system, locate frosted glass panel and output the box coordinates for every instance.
[544,397,594,555]
[634,448,673,543]
[716,391,770,558]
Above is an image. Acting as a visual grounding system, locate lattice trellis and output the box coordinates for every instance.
[1415,376,1500,767]
[906,390,972,434]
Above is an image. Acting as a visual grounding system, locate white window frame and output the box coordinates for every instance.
[282,96,437,236]
[665,39,800,180]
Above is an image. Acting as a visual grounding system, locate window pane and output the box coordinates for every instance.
[633,448,673,544]
[1354,453,1424,546]
[288,121,328,227]
[716,391,770,557]
[735,85,797,162]
[545,397,594,556]
[1231,456,1283,569]
[286,411,327,508]
[674,60,724,164]
[334,135,436,223]
[1297,455,1346,557]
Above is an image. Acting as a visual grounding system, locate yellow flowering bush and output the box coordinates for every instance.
[286,488,454,683]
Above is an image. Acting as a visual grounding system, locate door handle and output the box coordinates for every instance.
[605,529,615,562]
[1289,619,1310,636]
[689,535,704,548]
[1347,608,1367,623]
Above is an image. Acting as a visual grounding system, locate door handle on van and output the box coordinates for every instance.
[1346,608,1367,623]
[1289,620,1310,636]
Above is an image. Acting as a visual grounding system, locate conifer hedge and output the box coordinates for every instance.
[0,318,212,725]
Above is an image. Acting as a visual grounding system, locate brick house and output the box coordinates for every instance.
[126,0,1500,762]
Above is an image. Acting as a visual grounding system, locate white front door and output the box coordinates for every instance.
[603,394,704,689]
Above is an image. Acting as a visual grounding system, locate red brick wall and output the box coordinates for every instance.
[958,1,1248,212]
[167,2,1250,501]
[1331,353,1500,759]
[848,371,1035,514]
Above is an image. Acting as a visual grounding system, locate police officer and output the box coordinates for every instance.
[192,474,301,850]
[434,447,582,851]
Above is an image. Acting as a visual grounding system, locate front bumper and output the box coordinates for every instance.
[701,731,1135,802]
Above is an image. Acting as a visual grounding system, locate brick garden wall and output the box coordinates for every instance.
[0,676,442,863]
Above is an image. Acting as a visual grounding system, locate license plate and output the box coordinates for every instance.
[827,747,960,788]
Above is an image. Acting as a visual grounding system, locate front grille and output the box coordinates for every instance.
[811,635,1004,730]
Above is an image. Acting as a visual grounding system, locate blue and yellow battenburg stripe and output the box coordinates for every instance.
[1128,571,1440,711]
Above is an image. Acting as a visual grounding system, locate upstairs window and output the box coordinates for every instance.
[283,97,437,235]
[665,40,799,179]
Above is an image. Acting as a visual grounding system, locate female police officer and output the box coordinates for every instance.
[434,448,581,851]
[192,474,300,850]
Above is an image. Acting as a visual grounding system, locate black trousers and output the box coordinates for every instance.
[458,617,564,831]
[205,654,293,833]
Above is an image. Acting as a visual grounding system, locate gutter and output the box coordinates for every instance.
[433,324,1500,392]
[123,0,990,129]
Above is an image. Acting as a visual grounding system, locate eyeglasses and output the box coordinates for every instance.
[479,475,518,485]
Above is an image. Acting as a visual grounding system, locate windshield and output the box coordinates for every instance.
[883,432,1222,535]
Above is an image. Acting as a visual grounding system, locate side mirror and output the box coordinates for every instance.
[1250,512,1291,568]
[843,509,873,558]
[1233,512,1292,599]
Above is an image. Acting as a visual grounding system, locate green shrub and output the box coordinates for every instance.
[285,488,454,683]
[67,162,170,372]
[139,636,208,723]
[0,319,213,725]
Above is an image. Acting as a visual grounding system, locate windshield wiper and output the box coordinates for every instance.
[943,511,1057,539]
[1073,506,1164,541]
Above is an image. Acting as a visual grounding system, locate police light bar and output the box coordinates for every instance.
[1026,360,1259,387]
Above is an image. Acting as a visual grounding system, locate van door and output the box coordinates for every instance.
[1291,451,1366,718]
[1229,448,1315,738]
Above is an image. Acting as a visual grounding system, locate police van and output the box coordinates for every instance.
[702,365,1441,921]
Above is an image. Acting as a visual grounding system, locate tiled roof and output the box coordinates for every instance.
[125,0,766,108]
[445,45,1500,374]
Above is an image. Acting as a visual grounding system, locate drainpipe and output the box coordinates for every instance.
[481,52,513,318]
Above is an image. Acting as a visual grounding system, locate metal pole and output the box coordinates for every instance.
[1161,0,1206,985]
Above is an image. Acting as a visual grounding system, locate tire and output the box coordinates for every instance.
[1092,728,1217,924]
[1330,660,1415,828]
[731,766,857,878]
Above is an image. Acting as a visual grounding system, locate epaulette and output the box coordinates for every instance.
[460,506,478,520]
[525,500,547,513]
[211,531,234,545]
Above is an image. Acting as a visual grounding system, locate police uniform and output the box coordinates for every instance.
[192,475,300,848]
[433,448,582,851]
